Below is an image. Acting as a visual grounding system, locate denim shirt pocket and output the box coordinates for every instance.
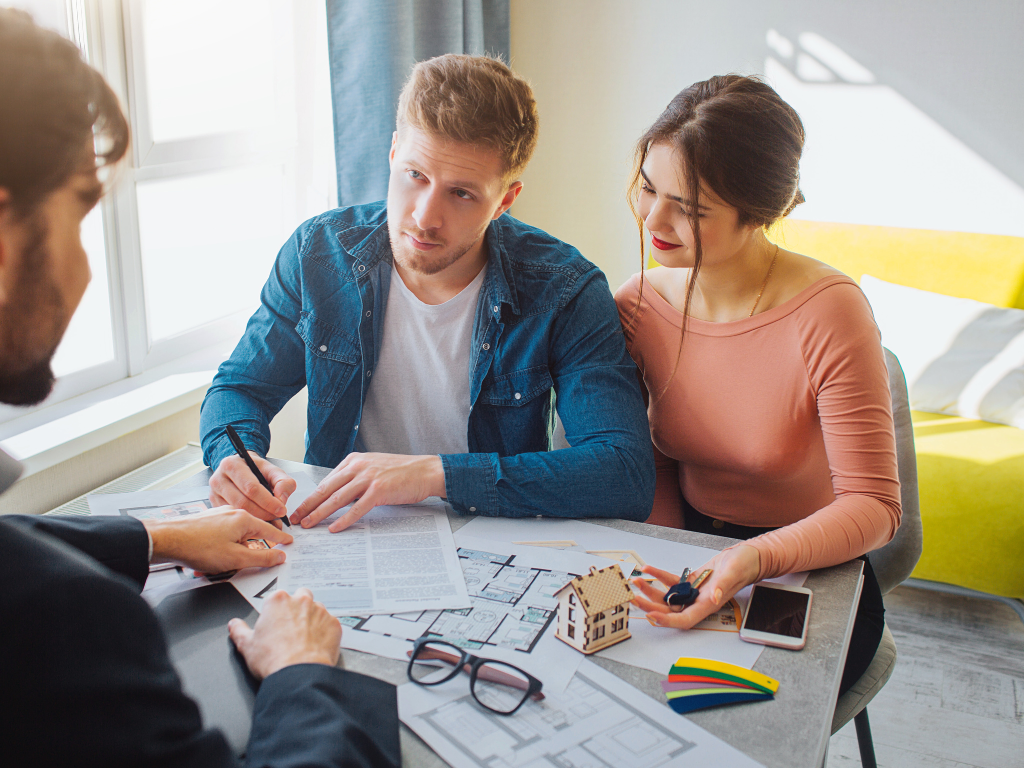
[478,366,554,454]
[480,365,554,406]
[295,311,360,407]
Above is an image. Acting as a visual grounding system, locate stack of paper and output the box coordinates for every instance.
[662,657,779,714]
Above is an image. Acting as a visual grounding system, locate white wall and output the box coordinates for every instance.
[509,1,768,292]
[508,0,1024,289]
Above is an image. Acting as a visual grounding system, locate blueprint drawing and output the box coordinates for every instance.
[345,546,576,654]
[399,659,764,768]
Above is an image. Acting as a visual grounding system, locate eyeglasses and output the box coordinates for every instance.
[406,638,545,715]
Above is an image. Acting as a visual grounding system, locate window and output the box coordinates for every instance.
[612,605,624,615]
[592,625,605,641]
[567,624,574,639]
[568,593,575,606]
[568,607,575,622]
[1,0,336,427]
[594,612,605,621]
[612,618,624,633]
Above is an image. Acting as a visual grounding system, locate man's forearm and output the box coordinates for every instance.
[442,440,655,520]
[4,515,151,589]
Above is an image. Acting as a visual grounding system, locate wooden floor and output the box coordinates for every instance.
[826,585,1024,768]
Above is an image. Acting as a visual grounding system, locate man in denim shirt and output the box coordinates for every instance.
[201,55,654,532]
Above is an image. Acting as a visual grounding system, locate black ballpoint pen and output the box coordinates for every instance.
[225,424,291,527]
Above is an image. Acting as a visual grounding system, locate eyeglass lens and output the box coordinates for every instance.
[409,641,463,684]
[472,661,532,714]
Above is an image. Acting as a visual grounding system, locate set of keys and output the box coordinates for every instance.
[664,567,714,612]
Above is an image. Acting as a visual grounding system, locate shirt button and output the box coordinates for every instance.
[482,343,490,350]
[514,392,522,400]
[469,507,477,512]
[713,519,725,529]
[319,345,327,352]
[367,371,372,378]
[358,265,366,272]
[493,306,499,313]
[354,424,359,430]
[365,311,371,317]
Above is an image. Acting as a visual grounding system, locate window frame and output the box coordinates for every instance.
[0,0,335,430]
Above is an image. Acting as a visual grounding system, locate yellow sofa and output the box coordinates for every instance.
[775,220,1024,599]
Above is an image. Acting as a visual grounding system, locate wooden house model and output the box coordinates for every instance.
[554,564,635,654]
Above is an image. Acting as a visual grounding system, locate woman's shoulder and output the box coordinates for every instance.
[613,271,644,304]
[765,250,849,309]
[614,267,688,307]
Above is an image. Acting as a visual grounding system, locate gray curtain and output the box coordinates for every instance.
[326,0,511,208]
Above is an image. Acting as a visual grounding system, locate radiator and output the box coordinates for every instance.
[44,443,206,517]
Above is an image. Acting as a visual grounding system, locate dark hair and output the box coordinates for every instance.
[627,75,805,333]
[0,9,129,214]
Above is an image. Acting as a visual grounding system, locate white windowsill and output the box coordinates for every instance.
[0,343,236,478]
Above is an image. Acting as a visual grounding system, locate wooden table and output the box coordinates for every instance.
[182,459,863,768]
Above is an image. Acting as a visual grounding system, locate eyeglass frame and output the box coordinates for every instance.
[406,637,545,715]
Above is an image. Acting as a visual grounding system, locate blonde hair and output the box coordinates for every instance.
[396,54,539,184]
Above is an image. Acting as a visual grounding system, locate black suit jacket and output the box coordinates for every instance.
[0,511,401,768]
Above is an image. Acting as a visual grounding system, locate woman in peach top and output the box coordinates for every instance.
[615,75,901,695]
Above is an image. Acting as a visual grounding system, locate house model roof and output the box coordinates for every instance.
[555,565,635,616]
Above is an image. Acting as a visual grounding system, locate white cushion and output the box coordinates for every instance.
[860,275,1024,428]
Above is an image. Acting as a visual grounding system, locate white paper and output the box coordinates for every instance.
[336,535,619,692]
[87,486,215,518]
[88,473,319,605]
[86,471,319,520]
[269,500,471,616]
[399,658,764,768]
[456,517,808,674]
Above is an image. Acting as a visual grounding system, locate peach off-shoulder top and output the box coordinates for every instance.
[614,272,901,580]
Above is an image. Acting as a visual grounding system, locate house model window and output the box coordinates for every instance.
[554,565,635,654]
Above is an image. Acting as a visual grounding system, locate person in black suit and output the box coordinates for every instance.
[0,9,400,767]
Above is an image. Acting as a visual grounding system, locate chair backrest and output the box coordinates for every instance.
[868,348,924,595]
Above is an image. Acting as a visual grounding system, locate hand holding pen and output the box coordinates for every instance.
[208,424,297,526]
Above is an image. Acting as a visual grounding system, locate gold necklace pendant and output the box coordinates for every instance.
[749,244,780,317]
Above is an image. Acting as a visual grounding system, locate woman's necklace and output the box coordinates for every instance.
[748,244,779,317]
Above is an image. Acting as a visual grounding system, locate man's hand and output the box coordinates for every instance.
[631,544,761,629]
[292,452,446,533]
[228,588,341,679]
[209,451,297,522]
[144,507,292,574]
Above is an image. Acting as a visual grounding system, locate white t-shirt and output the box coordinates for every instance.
[356,264,486,456]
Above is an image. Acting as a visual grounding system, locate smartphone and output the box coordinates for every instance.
[739,583,813,650]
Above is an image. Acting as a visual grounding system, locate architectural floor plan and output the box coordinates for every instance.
[344,546,577,654]
[336,536,624,691]
[399,659,764,768]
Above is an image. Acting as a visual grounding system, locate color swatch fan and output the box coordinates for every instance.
[663,657,779,714]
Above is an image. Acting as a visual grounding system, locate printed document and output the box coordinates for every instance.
[456,517,807,674]
[87,473,320,605]
[399,658,764,768]
[234,499,471,617]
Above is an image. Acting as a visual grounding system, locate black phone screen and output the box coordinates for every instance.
[744,586,809,637]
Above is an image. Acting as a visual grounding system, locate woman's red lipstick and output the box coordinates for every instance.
[651,235,681,251]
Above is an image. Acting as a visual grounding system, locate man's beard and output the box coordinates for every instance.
[0,216,65,406]
[388,226,476,276]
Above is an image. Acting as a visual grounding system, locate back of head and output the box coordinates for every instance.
[631,75,805,232]
[0,8,129,215]
[396,54,539,185]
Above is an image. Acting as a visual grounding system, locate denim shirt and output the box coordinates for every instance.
[200,202,654,521]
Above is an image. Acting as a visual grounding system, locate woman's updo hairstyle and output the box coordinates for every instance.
[627,75,806,387]
[629,74,805,241]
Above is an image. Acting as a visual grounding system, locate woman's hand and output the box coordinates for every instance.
[631,543,761,629]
